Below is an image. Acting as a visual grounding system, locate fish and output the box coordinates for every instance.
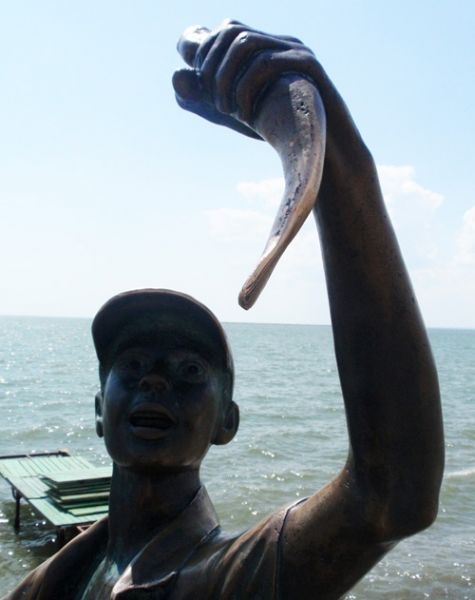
[175,26,326,310]
[239,74,326,309]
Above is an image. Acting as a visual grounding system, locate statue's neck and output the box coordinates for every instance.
[106,463,201,571]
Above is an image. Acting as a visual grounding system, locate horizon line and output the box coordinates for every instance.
[1,313,474,332]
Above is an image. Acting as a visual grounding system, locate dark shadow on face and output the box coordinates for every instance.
[95,314,239,473]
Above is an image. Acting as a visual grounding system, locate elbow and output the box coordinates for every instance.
[361,462,444,542]
[377,433,444,541]
[398,496,440,536]
[399,441,445,536]
[374,490,441,543]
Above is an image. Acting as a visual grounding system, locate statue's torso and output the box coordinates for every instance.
[6,489,302,600]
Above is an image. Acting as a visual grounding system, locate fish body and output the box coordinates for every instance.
[175,26,327,310]
[240,74,326,309]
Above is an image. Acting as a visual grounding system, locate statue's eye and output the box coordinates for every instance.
[117,355,147,379]
[179,360,206,382]
[127,359,142,373]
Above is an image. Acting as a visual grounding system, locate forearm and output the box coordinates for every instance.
[314,157,444,536]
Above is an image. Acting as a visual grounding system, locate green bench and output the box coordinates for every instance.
[0,450,111,546]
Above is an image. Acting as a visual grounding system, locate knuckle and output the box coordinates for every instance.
[221,18,241,27]
[289,36,304,45]
[215,96,228,115]
[216,25,246,49]
[225,23,244,37]
[237,100,252,125]
[235,31,261,48]
[235,31,250,44]
[254,49,273,68]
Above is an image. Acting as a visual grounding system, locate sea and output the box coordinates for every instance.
[0,316,473,598]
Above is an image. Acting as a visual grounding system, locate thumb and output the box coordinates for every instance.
[172,69,262,141]
[172,68,206,105]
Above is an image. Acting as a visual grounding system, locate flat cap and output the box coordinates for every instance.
[92,289,234,380]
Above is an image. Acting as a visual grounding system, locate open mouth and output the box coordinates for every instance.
[129,404,177,439]
[130,413,174,428]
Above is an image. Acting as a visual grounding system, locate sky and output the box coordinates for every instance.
[1,1,474,327]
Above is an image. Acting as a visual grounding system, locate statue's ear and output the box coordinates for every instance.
[95,392,104,438]
[213,401,239,446]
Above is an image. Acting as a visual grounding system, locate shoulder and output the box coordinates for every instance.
[279,479,395,599]
[177,500,303,599]
[4,518,108,600]
[3,557,53,600]
[219,497,303,559]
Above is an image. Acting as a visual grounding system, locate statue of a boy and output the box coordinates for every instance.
[5,20,443,600]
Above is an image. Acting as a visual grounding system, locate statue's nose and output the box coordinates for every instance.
[139,373,171,394]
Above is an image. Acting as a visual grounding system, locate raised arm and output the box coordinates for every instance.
[174,21,444,599]
[280,58,444,597]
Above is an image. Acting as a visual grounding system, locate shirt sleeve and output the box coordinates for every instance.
[2,559,51,600]
[207,505,291,600]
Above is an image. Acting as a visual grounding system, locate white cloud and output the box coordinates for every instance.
[204,177,321,268]
[236,178,284,209]
[202,168,474,327]
[204,179,284,244]
[411,262,475,328]
[378,165,443,211]
[377,165,444,265]
[203,208,271,243]
[410,202,475,327]
[455,205,475,266]
[377,168,475,326]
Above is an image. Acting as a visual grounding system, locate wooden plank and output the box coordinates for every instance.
[41,466,112,485]
[51,500,109,510]
[47,481,110,491]
[67,505,108,517]
[47,484,110,498]
[0,451,70,459]
[29,498,107,526]
[28,498,77,526]
[1,456,98,479]
[47,483,110,494]
[49,494,110,507]
[72,456,96,470]
[7,476,49,499]
[0,459,31,478]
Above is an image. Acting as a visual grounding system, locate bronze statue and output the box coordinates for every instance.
[5,20,444,600]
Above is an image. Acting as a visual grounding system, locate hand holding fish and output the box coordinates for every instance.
[173,20,326,309]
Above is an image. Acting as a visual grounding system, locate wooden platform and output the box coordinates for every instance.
[0,450,111,547]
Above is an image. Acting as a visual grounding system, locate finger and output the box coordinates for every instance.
[181,19,302,72]
[175,19,246,70]
[199,24,252,90]
[173,67,260,138]
[194,19,248,68]
[174,87,262,140]
[214,33,302,114]
[172,68,206,103]
[199,24,300,96]
[221,18,246,26]
[177,25,211,67]
[279,35,303,44]
[233,48,317,124]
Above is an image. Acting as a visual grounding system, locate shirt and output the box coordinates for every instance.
[4,487,301,600]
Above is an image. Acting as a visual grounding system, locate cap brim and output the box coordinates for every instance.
[92,289,233,375]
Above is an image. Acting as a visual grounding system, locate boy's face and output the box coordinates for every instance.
[96,316,234,472]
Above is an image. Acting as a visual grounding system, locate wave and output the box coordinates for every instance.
[446,466,475,479]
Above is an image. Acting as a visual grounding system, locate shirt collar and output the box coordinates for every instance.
[111,486,220,597]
